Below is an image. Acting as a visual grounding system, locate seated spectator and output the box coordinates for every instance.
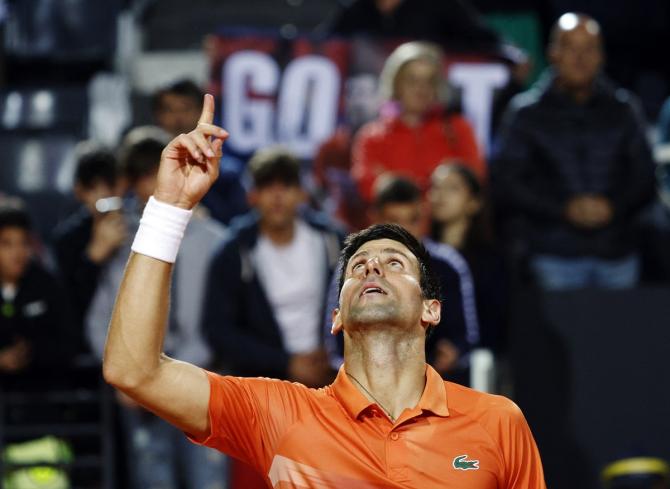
[0,201,73,379]
[85,126,228,489]
[492,13,656,290]
[153,79,247,225]
[351,41,484,202]
[202,147,342,488]
[429,163,507,351]
[325,175,479,383]
[51,142,125,355]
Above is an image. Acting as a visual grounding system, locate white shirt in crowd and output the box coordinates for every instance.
[254,220,326,354]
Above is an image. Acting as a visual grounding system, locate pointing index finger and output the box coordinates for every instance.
[198,94,215,125]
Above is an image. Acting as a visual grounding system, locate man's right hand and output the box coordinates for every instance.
[153,94,228,210]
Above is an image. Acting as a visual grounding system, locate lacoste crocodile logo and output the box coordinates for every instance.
[453,454,479,470]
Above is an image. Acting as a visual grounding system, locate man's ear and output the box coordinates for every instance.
[421,299,441,328]
[331,308,343,335]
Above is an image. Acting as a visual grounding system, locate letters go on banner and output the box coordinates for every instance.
[207,32,509,159]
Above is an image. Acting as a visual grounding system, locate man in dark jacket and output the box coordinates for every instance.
[51,142,126,353]
[203,147,342,386]
[492,13,655,290]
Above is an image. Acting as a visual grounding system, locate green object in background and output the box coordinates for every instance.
[3,436,73,489]
[485,11,546,87]
[1,302,15,318]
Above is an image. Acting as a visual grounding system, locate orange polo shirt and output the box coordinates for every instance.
[191,365,546,488]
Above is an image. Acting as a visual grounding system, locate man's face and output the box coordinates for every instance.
[74,180,117,214]
[155,94,201,137]
[250,181,304,231]
[0,227,31,283]
[335,238,439,333]
[550,24,603,89]
[395,59,439,116]
[376,202,424,239]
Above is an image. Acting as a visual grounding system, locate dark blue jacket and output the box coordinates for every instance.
[202,210,342,378]
[492,72,656,258]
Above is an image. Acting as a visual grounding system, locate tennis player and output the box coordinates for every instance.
[103,94,546,488]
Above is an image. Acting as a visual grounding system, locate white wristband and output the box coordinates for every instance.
[131,196,193,263]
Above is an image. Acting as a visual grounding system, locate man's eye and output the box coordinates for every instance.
[388,259,403,267]
[352,262,365,271]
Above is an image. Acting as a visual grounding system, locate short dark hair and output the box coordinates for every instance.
[118,126,170,184]
[73,141,117,189]
[337,223,440,301]
[0,200,31,233]
[373,175,421,210]
[152,79,203,112]
[248,147,301,188]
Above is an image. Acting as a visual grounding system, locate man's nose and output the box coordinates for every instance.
[364,256,383,276]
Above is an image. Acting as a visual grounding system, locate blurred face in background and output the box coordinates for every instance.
[74,179,118,215]
[250,181,305,232]
[549,15,603,90]
[394,59,439,116]
[375,201,425,239]
[429,167,480,225]
[155,93,201,137]
[0,227,31,284]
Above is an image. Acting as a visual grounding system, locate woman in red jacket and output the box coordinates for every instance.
[352,41,484,202]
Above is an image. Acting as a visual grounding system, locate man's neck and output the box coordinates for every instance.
[400,111,423,128]
[260,219,297,246]
[343,328,426,421]
[556,79,594,104]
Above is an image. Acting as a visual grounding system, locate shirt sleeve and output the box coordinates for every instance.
[499,401,547,489]
[189,371,311,475]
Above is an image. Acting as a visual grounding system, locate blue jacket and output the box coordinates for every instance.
[202,210,342,378]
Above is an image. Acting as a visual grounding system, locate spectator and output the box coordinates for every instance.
[492,13,656,290]
[153,79,247,224]
[152,80,203,138]
[429,163,507,351]
[51,141,125,355]
[325,175,480,383]
[202,147,341,487]
[85,127,228,489]
[351,41,484,202]
[0,201,73,378]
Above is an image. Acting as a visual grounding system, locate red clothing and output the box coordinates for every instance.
[352,110,485,201]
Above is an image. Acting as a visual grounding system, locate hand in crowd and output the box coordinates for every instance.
[87,211,128,263]
[565,194,614,229]
[288,348,334,387]
[432,339,460,375]
[153,94,228,210]
[0,338,31,373]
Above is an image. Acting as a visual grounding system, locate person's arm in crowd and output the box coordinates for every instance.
[491,105,566,221]
[657,97,670,144]
[103,95,228,439]
[85,266,117,361]
[450,114,486,180]
[202,243,291,375]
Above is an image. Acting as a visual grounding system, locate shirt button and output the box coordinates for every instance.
[390,432,399,441]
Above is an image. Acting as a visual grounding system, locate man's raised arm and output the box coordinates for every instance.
[103,94,228,439]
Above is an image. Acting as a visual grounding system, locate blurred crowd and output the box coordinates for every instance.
[1,1,670,488]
